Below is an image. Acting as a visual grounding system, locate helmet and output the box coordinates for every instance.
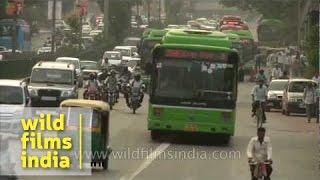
[134,73,141,81]
[89,73,96,80]
[259,69,264,74]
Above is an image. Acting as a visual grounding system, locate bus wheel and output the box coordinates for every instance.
[151,130,161,141]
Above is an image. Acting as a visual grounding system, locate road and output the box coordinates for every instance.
[19,82,319,180]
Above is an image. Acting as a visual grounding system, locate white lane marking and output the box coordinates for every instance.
[120,143,170,180]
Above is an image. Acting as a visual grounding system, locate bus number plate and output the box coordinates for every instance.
[184,123,197,132]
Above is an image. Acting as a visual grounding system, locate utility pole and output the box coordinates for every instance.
[103,0,109,40]
[51,0,56,54]
[12,10,17,53]
[158,0,161,27]
[297,0,301,49]
[147,0,150,25]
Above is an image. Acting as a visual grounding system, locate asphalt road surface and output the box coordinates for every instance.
[19,82,319,180]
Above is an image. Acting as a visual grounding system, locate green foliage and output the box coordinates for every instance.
[304,25,319,78]
[220,0,300,44]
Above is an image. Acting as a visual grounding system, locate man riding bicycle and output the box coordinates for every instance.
[256,69,268,86]
[251,79,268,123]
[247,127,273,180]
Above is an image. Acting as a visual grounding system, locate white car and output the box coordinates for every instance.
[89,30,102,37]
[0,79,29,135]
[56,57,81,76]
[37,46,52,55]
[103,51,122,66]
[82,25,91,35]
[113,46,140,65]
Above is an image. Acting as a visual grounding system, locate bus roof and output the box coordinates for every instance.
[259,19,284,26]
[162,29,232,48]
[148,29,168,38]
[224,33,241,42]
[222,30,253,40]
[154,43,237,53]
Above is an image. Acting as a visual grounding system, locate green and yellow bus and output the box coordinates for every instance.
[222,29,256,62]
[140,29,168,73]
[257,19,285,47]
[148,29,239,143]
[225,32,244,63]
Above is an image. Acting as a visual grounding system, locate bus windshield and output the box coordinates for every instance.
[154,59,235,100]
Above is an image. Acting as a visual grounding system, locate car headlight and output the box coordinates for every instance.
[28,89,38,96]
[268,94,277,99]
[289,97,297,102]
[61,90,74,97]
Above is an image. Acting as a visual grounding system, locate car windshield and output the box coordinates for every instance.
[80,62,98,70]
[31,69,73,85]
[269,81,288,91]
[154,59,235,100]
[106,53,121,60]
[56,59,80,69]
[289,81,313,92]
[115,48,130,56]
[0,86,23,104]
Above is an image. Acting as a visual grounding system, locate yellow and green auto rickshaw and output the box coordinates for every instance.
[60,99,111,170]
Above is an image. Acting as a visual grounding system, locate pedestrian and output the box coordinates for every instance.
[282,52,291,76]
[271,64,282,80]
[254,50,265,71]
[291,51,301,77]
[312,72,320,87]
[303,83,317,123]
[312,72,320,123]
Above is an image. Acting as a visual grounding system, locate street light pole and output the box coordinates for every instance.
[103,0,109,40]
[51,0,56,54]
[158,0,161,27]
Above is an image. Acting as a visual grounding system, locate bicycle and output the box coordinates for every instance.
[249,160,272,180]
[256,101,264,128]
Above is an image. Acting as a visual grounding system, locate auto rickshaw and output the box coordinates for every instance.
[60,99,111,170]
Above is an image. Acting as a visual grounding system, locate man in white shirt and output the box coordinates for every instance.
[312,72,320,87]
[247,127,273,180]
[251,79,268,122]
[271,64,282,80]
[303,83,317,123]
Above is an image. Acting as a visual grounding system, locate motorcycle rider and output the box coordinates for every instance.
[256,69,268,86]
[84,73,100,99]
[251,79,268,123]
[104,70,118,101]
[247,127,273,180]
[125,73,144,106]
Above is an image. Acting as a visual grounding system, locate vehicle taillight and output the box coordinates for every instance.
[153,107,163,117]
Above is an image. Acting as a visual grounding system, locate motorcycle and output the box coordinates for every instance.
[107,89,117,110]
[126,83,145,114]
[249,160,272,180]
[84,85,101,100]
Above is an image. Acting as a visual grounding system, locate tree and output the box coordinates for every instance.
[219,0,301,44]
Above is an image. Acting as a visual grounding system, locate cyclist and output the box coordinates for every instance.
[255,69,268,86]
[247,127,273,180]
[251,79,268,123]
